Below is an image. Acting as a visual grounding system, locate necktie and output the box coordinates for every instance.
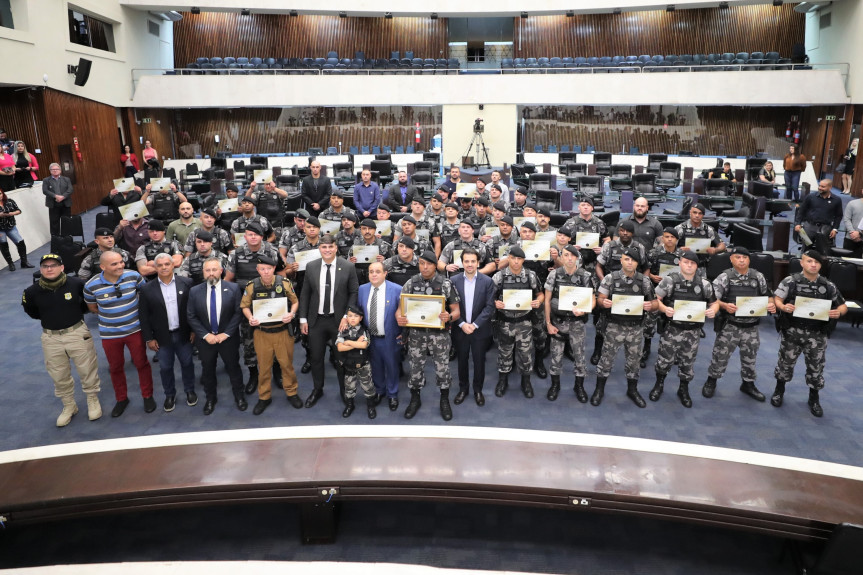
[323,264,332,314]
[209,285,219,334]
[369,287,380,336]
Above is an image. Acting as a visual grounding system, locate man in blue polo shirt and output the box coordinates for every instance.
[84,250,155,417]
[354,168,382,219]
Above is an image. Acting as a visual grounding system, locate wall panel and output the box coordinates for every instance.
[0,89,51,181]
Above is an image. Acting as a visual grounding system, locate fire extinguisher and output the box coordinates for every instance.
[785,122,792,139]
[73,136,82,161]
[415,122,421,145]
[793,128,800,144]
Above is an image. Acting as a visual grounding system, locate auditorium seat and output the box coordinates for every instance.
[608,164,633,191]
[371,159,394,186]
[528,173,553,190]
[573,145,583,154]
[631,173,658,198]
[535,189,562,213]
[406,145,415,154]
[637,55,651,65]
[647,153,667,174]
[593,152,612,176]
[722,191,757,219]
[665,55,678,64]
[533,145,544,153]
[195,57,209,65]
[560,145,570,153]
[575,175,603,196]
[411,172,435,196]
[720,52,735,62]
[656,162,682,191]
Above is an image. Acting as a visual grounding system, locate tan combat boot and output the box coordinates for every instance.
[57,397,79,427]
[86,393,102,421]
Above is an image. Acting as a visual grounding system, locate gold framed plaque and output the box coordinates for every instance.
[401,293,446,329]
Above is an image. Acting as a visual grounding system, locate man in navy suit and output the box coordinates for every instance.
[186,256,247,415]
[358,261,403,411]
[139,253,196,412]
[451,247,496,406]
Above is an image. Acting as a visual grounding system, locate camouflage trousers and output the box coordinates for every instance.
[642,311,659,339]
[239,319,257,367]
[407,329,452,390]
[344,363,376,399]
[596,321,643,380]
[708,323,760,382]
[532,310,548,354]
[497,317,534,375]
[654,324,702,382]
[548,316,587,377]
[773,327,827,390]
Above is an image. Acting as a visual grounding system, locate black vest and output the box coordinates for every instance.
[386,256,419,286]
[256,193,283,223]
[650,249,681,275]
[721,269,762,326]
[785,273,833,332]
[408,272,445,296]
[340,326,369,368]
[550,267,593,323]
[152,195,179,221]
[608,270,647,325]
[665,271,708,328]
[496,269,537,320]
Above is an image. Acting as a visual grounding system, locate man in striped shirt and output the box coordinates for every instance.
[84,251,156,417]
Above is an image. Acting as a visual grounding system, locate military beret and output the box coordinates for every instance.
[662,227,679,239]
[508,246,526,259]
[330,189,344,198]
[557,226,574,238]
[244,222,264,236]
[578,194,593,204]
[524,202,538,211]
[679,251,699,265]
[419,250,437,264]
[296,208,310,219]
[201,208,217,218]
[459,195,473,202]
[401,215,417,225]
[564,244,581,257]
[619,220,636,232]
[94,227,113,237]
[377,204,392,213]
[445,202,459,210]
[360,218,377,228]
[431,193,444,202]
[729,246,750,256]
[305,216,321,228]
[148,219,166,231]
[521,221,537,232]
[802,249,823,264]
[255,253,277,266]
[196,230,214,242]
[225,183,239,193]
[691,203,707,214]
[347,303,364,317]
[514,187,527,195]
[500,215,514,226]
[240,195,256,205]
[538,207,551,217]
[341,212,358,223]
[477,197,491,207]
[399,237,416,250]
[492,201,507,212]
[621,246,640,262]
[489,183,502,191]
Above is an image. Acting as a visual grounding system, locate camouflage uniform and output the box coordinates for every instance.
[518,240,555,356]
[177,249,229,286]
[401,272,460,390]
[334,229,362,258]
[492,267,542,374]
[468,212,495,237]
[183,226,233,255]
[674,220,720,266]
[395,233,432,255]
[230,213,273,239]
[439,237,492,276]
[437,220,461,251]
[563,214,609,268]
[336,324,375,399]
[545,266,596,377]
[384,253,420,287]
[597,239,647,275]
[248,191,285,227]
[351,237,392,284]
[134,240,183,280]
[654,271,715,381]
[645,246,686,339]
[278,225,305,254]
[319,205,356,225]
[596,271,654,379]
[485,232,520,262]
[78,246,132,282]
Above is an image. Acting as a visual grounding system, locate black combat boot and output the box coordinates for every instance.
[495,372,509,397]
[591,377,607,406]
[702,376,718,398]
[521,373,534,398]
[16,241,34,268]
[677,379,692,408]
[547,375,561,401]
[440,389,453,421]
[342,398,355,418]
[640,338,651,368]
[739,380,766,402]
[404,389,422,419]
[590,335,603,366]
[534,354,547,379]
[0,242,14,271]
[244,366,259,395]
[808,389,823,417]
[626,378,646,408]
[771,380,786,408]
[366,397,377,419]
[649,373,666,402]
[573,376,588,403]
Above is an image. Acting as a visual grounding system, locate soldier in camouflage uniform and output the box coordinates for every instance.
[384,237,420,286]
[134,219,183,281]
[335,304,377,419]
[703,246,775,402]
[284,216,322,374]
[439,220,495,277]
[350,218,392,284]
[649,251,716,408]
[334,212,362,258]
[544,245,595,402]
[517,220,555,379]
[593,247,655,408]
[78,227,132,281]
[277,208,309,257]
[536,207,557,235]
[177,230,230,286]
[318,189,356,229]
[771,250,847,417]
[484,214,520,271]
[396,250,461,421]
[425,193,446,229]
[492,246,544,399]
[437,202,462,251]
[674,202,725,267]
[643,228,688,367]
[231,196,275,242]
[394,215,433,255]
[457,195,475,220]
[468,197,495,237]
[375,204,395,245]
[247,179,288,229]
[507,188,528,218]
[479,202,508,243]
[184,208,233,256]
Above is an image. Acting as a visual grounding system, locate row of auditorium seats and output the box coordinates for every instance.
[183,56,459,75]
[501,52,805,72]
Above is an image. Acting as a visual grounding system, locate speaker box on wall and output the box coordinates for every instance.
[74,58,92,86]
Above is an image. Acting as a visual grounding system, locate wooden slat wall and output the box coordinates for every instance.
[174,13,447,65]
[516,5,804,58]
[0,88,51,181]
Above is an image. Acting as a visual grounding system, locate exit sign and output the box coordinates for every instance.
[825,115,837,121]
[141,118,152,124]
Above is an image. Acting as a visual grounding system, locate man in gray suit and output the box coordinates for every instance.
[841,197,863,257]
[43,163,74,236]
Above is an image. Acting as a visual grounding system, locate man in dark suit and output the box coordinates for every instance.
[451,247,496,406]
[299,233,359,407]
[139,253,196,412]
[43,163,74,236]
[358,261,403,411]
[385,170,420,213]
[186,256,248,415]
[300,160,332,216]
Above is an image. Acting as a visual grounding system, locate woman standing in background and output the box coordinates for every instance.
[0,145,15,193]
[12,141,39,189]
[841,138,858,195]
[783,144,807,201]
[120,144,140,178]
[0,189,34,270]
[142,140,159,169]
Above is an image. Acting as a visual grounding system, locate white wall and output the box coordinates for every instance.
[442,104,517,168]
[806,1,863,103]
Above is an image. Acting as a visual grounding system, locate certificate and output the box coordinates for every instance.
[513,216,536,229]
[352,245,379,263]
[502,289,533,311]
[118,201,149,221]
[375,220,392,237]
[455,183,478,198]
[684,237,711,254]
[735,296,768,317]
[150,177,171,191]
[320,220,341,235]
[113,178,135,193]
[611,294,644,316]
[847,301,860,309]
[575,232,600,249]
[483,226,500,238]
[673,300,706,323]
[218,198,238,213]
[534,231,557,245]
[658,263,679,277]
[416,229,430,242]
[254,169,273,184]
[498,245,510,259]
[252,298,288,323]
[793,296,831,322]
[401,294,445,329]
[233,232,246,247]
[521,240,550,261]
[295,249,322,271]
[451,249,464,268]
[558,286,593,314]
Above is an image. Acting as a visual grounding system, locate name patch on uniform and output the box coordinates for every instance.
[64,293,72,300]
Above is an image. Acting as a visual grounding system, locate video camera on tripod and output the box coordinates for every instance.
[473,118,484,133]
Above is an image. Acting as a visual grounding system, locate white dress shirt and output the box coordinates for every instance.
[367,283,386,336]
[317,259,337,316]
[158,275,180,331]
[209,279,223,328]
[459,272,479,329]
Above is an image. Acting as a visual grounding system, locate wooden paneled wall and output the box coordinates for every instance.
[516,4,804,58]
[0,88,51,181]
[174,13,448,65]
[121,108,175,164]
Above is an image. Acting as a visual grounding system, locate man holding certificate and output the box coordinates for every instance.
[674,203,725,266]
[350,219,392,285]
[644,227,689,368]
[650,252,716,408]
[771,250,846,417]
[438,220,495,277]
[517,220,555,379]
[594,247,655,408]
[703,246,775,402]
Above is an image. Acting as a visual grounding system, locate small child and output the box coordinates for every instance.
[336,304,376,419]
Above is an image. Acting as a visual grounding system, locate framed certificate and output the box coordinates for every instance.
[575,232,600,249]
[735,296,768,317]
[416,229,430,242]
[320,220,341,235]
[534,231,557,245]
[502,289,532,311]
[793,296,831,321]
[513,216,536,229]
[451,249,464,268]
[218,198,239,213]
[375,220,392,237]
[558,286,593,313]
[521,240,550,261]
[484,226,500,238]
[673,300,706,323]
[118,201,149,221]
[658,263,679,277]
[295,249,322,271]
[455,183,478,198]
[401,293,445,329]
[150,177,171,191]
[684,237,711,254]
[352,244,379,263]
[254,169,273,184]
[113,178,135,193]
[252,298,288,323]
[233,232,246,247]
[611,294,644,316]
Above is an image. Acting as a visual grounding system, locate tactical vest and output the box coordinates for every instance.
[235,215,265,235]
[721,269,762,326]
[336,230,361,258]
[603,240,638,273]
[186,252,207,285]
[507,205,525,218]
[785,273,833,332]
[353,239,388,270]
[256,193,283,224]
[408,272,445,296]
[496,269,537,320]
[340,326,369,369]
[650,249,681,275]
[608,270,647,325]
[250,277,291,328]
[439,221,460,248]
[234,246,267,286]
[386,256,419,286]
[568,216,604,263]
[152,194,179,221]
[144,241,174,263]
[665,271,708,329]
[550,268,592,323]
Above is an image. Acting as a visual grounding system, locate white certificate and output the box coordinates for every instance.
[404,297,444,328]
[118,201,149,221]
[113,178,135,193]
[252,298,288,323]
[793,296,831,322]
[535,231,557,245]
[218,198,238,213]
[320,220,341,235]
[233,232,246,247]
[352,245,379,263]
[513,217,536,230]
[375,220,392,237]
[673,300,706,323]
[558,286,593,314]
[254,169,273,184]
[502,289,533,311]
[846,301,860,309]
[521,240,550,261]
[295,249,322,271]
[735,296,768,317]
[455,183,478,198]
[416,229,430,242]
[575,232,600,249]
[451,249,464,268]
[659,263,679,277]
[150,177,171,191]
[498,245,510,259]
[611,294,644,316]
[484,226,500,238]
[684,238,711,254]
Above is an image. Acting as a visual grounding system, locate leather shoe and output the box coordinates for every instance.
[111,398,130,418]
[808,398,824,417]
[301,361,311,374]
[453,390,468,405]
[244,379,257,395]
[163,395,176,413]
[474,391,485,406]
[739,381,766,402]
[305,389,324,408]
[143,396,157,413]
[253,398,272,415]
[372,393,383,406]
[203,399,216,415]
[287,395,303,409]
[388,397,399,411]
[367,399,377,419]
[235,395,248,411]
[186,391,198,406]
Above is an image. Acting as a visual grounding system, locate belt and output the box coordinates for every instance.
[258,325,289,334]
[497,313,532,323]
[318,313,335,318]
[727,319,758,328]
[371,334,386,338]
[43,320,84,335]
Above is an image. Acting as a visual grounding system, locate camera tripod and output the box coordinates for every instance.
[463,130,491,168]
